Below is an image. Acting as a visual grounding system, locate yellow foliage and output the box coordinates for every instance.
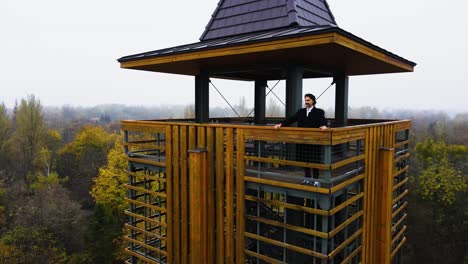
[90,134,127,212]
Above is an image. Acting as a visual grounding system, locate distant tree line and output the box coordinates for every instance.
[0,95,466,263]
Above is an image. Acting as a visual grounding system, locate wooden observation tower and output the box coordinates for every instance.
[118,1,416,263]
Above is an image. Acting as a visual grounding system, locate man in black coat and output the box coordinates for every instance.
[274,93,327,179]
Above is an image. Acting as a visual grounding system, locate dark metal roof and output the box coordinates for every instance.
[118,25,416,68]
[200,0,337,41]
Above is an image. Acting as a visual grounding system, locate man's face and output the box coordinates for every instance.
[304,96,314,107]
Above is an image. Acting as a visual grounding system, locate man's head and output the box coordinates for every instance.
[304,93,316,107]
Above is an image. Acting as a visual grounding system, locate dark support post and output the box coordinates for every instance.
[254,79,267,124]
[334,74,349,127]
[195,72,210,123]
[286,66,304,118]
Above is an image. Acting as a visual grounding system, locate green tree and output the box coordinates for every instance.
[0,103,12,181]
[11,95,46,183]
[407,139,468,263]
[0,226,68,264]
[14,173,85,252]
[57,125,116,208]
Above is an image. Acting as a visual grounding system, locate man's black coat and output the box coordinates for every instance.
[281,107,327,128]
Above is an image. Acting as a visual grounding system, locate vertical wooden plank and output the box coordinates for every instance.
[235,129,245,263]
[376,148,394,264]
[180,125,189,264]
[198,126,206,148]
[206,127,215,263]
[165,125,173,264]
[189,125,196,149]
[189,149,208,264]
[361,127,370,264]
[172,125,180,264]
[216,127,225,264]
[225,128,234,264]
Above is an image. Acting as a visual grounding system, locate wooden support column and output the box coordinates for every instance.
[286,66,303,118]
[334,74,349,127]
[195,72,209,123]
[189,148,209,264]
[254,79,267,124]
[374,147,394,264]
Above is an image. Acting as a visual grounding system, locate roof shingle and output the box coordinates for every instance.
[200,0,336,41]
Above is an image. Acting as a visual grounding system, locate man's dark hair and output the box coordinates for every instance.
[304,93,316,105]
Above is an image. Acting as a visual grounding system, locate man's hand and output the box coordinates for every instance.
[319,126,328,130]
[274,124,282,130]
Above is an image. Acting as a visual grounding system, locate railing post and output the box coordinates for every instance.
[189,148,209,264]
[375,147,394,264]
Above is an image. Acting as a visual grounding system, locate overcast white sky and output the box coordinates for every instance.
[1,0,467,114]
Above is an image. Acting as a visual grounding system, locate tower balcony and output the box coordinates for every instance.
[122,118,410,264]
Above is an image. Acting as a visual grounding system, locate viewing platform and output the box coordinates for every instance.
[122,118,410,264]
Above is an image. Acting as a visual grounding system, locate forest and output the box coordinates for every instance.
[0,95,466,263]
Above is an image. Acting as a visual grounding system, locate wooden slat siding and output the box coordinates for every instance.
[236,129,245,263]
[189,125,196,149]
[393,177,409,191]
[331,128,365,145]
[340,245,362,264]
[206,127,215,263]
[394,121,411,132]
[225,128,235,264]
[215,128,225,264]
[244,232,328,259]
[172,125,180,264]
[197,126,206,147]
[394,165,409,177]
[391,225,407,246]
[361,128,369,264]
[244,156,330,170]
[244,195,329,216]
[329,211,364,238]
[390,237,407,260]
[124,248,159,264]
[244,249,286,264]
[125,198,167,212]
[394,139,410,149]
[330,154,365,170]
[375,148,394,264]
[243,129,332,145]
[126,171,167,182]
[330,174,365,194]
[246,215,328,238]
[244,176,330,194]
[329,193,364,216]
[123,184,167,198]
[127,157,165,168]
[124,210,167,227]
[124,236,168,257]
[328,229,363,258]
[180,125,189,264]
[164,125,173,264]
[392,202,408,219]
[394,153,410,164]
[392,190,409,205]
[124,223,167,241]
[124,142,166,151]
[391,213,407,233]
[189,149,208,263]
[121,124,166,134]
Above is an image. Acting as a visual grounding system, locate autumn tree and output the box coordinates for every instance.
[407,139,468,263]
[57,126,117,208]
[0,226,68,264]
